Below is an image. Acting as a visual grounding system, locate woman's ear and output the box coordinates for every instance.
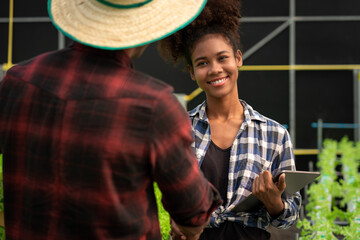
[188,64,196,81]
[236,50,243,68]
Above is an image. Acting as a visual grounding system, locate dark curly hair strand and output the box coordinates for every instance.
[159,0,242,68]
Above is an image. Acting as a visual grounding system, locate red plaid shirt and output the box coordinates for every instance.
[0,43,221,240]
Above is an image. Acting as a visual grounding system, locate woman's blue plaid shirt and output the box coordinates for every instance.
[189,100,301,230]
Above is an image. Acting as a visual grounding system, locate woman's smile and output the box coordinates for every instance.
[207,76,228,86]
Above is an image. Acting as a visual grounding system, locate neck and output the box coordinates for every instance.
[123,45,148,58]
[123,48,137,58]
[206,94,243,121]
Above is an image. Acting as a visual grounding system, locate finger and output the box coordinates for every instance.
[262,171,273,188]
[277,173,286,192]
[252,176,258,193]
[171,221,186,237]
[259,172,266,191]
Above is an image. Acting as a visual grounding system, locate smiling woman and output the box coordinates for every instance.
[158,0,301,239]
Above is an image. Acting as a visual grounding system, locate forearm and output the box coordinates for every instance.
[264,196,285,218]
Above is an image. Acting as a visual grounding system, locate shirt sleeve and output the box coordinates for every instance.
[268,129,302,229]
[0,76,9,155]
[268,191,302,229]
[149,90,222,227]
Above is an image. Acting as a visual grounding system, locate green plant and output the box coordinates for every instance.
[338,138,360,239]
[298,139,339,239]
[154,183,170,240]
[298,138,360,239]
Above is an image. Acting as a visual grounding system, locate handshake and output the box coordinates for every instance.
[169,218,210,240]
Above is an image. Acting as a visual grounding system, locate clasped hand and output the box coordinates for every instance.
[169,218,207,240]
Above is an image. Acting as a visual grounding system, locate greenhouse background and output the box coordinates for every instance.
[1,0,360,239]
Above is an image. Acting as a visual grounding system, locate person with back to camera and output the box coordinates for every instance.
[159,0,301,239]
[0,0,223,239]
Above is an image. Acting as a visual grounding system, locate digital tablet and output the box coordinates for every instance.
[231,170,320,213]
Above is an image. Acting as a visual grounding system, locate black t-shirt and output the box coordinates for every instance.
[201,140,230,206]
[200,141,270,240]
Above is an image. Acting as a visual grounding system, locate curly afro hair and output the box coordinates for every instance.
[159,0,242,68]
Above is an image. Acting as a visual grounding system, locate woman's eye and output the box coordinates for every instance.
[197,61,207,66]
[219,56,228,61]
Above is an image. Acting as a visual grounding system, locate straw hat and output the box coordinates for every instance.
[48,0,207,50]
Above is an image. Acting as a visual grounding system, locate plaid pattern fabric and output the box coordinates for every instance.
[0,43,221,240]
[189,100,301,230]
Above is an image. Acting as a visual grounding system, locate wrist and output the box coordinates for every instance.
[177,225,203,236]
[265,197,284,218]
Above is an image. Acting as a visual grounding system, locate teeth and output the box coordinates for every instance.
[210,78,226,85]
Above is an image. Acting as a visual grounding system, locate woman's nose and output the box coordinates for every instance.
[208,62,222,75]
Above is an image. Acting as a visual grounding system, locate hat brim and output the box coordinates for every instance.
[48,0,207,50]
